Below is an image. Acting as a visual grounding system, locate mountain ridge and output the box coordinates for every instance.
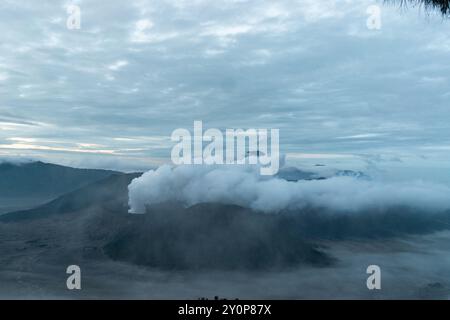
[0,160,121,213]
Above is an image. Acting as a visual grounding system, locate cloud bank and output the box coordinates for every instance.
[1,1,450,169]
[128,165,450,213]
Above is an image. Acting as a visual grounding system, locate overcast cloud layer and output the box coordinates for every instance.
[0,0,450,174]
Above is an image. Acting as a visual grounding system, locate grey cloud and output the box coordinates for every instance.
[0,0,450,171]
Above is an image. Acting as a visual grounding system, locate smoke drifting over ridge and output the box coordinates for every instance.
[128,165,450,214]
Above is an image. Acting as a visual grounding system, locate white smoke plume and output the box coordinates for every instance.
[128,164,450,214]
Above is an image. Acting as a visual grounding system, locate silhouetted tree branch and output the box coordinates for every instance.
[390,0,450,15]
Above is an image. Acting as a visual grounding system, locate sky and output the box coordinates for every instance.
[0,0,450,176]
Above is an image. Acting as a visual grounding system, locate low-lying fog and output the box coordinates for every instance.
[1,230,449,299]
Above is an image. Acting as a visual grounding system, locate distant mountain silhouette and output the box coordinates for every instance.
[276,166,368,181]
[0,172,140,222]
[276,167,317,181]
[0,161,119,198]
[335,170,370,180]
[0,161,119,213]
